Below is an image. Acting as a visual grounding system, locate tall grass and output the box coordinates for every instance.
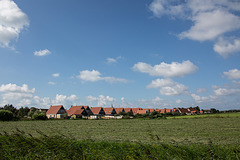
[0,130,240,159]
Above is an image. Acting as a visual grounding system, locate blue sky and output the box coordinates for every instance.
[0,0,240,110]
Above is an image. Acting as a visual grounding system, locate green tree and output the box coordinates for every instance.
[17,107,30,118]
[195,106,200,111]
[0,110,13,121]
[210,108,219,114]
[3,104,17,115]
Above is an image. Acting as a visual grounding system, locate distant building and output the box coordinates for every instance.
[46,105,66,119]
[91,107,105,115]
[114,108,125,114]
[103,107,117,115]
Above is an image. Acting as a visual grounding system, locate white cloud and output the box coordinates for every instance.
[86,95,116,106]
[191,94,209,103]
[106,58,117,63]
[77,70,128,83]
[133,60,198,78]
[213,88,240,96]
[53,94,79,106]
[48,82,56,85]
[0,83,35,93]
[147,78,189,96]
[34,49,51,56]
[196,88,208,93]
[179,9,240,41]
[149,0,185,18]
[214,38,240,58]
[176,99,181,104]
[106,56,122,64]
[0,0,29,48]
[52,73,60,77]
[224,69,240,80]
[149,0,240,57]
[0,83,82,108]
[77,70,103,82]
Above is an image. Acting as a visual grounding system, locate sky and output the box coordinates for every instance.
[0,0,240,110]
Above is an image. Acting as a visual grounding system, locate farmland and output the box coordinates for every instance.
[1,113,240,145]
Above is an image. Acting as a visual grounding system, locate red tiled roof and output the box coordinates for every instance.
[188,108,198,112]
[103,107,115,114]
[68,106,84,116]
[72,109,85,115]
[165,109,172,113]
[137,109,148,114]
[157,109,165,113]
[83,106,90,110]
[149,109,155,113]
[46,105,64,114]
[91,107,104,115]
[115,108,124,114]
[131,108,142,114]
[124,108,132,113]
[178,108,190,113]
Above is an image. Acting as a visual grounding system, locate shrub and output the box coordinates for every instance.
[0,110,13,121]
[32,113,47,120]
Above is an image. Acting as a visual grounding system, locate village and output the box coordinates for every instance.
[46,105,207,119]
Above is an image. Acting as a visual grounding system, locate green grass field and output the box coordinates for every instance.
[168,112,240,119]
[1,113,240,145]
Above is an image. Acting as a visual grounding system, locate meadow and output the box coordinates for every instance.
[1,113,240,159]
[1,113,240,145]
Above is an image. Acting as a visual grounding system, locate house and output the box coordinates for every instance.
[46,105,66,119]
[188,108,199,114]
[114,108,125,114]
[67,106,88,118]
[91,107,105,115]
[177,108,191,115]
[165,109,173,113]
[103,107,116,115]
[81,106,93,115]
[131,108,142,115]
[137,109,149,114]
[124,108,133,115]
[149,109,155,113]
[156,109,165,113]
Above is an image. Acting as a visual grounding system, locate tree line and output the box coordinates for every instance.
[0,104,46,121]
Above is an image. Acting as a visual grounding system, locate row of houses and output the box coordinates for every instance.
[46,105,201,119]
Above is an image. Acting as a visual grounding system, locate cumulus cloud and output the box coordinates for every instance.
[149,0,240,57]
[52,94,79,106]
[133,60,198,78]
[0,0,29,48]
[34,49,51,56]
[52,73,60,77]
[0,83,82,108]
[77,70,128,83]
[191,94,209,103]
[0,83,35,93]
[224,69,240,80]
[86,95,116,106]
[147,78,189,96]
[213,88,240,96]
[179,10,240,41]
[214,38,240,58]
